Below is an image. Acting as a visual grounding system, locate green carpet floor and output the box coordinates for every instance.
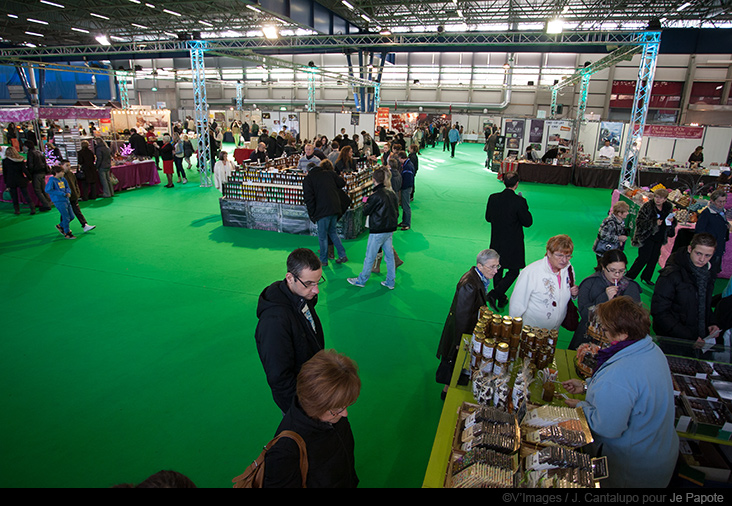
[0,141,712,488]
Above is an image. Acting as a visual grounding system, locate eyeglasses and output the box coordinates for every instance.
[292,273,327,289]
[604,267,626,276]
[482,263,501,271]
[329,407,347,417]
[552,252,573,261]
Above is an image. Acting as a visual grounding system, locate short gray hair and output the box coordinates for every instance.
[477,249,500,265]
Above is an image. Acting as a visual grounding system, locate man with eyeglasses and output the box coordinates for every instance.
[436,249,501,400]
[652,233,720,344]
[255,248,326,414]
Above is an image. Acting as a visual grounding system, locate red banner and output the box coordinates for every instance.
[644,125,704,139]
[376,107,390,129]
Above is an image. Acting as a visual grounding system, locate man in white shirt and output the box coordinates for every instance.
[598,140,615,159]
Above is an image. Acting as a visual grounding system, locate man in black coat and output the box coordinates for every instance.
[255,248,325,414]
[302,160,348,266]
[129,128,148,158]
[485,173,533,311]
[25,141,53,211]
[436,249,501,398]
[651,233,719,342]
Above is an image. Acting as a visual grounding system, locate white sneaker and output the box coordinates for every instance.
[182,178,188,184]
[83,224,96,232]
[347,278,366,288]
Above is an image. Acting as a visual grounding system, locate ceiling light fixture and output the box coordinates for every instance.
[8,14,19,19]
[40,0,65,8]
[546,18,563,34]
[199,20,213,27]
[380,28,392,35]
[28,18,49,25]
[677,2,691,11]
[342,1,355,9]
[262,25,278,39]
[25,31,44,37]
[96,34,111,45]
[131,23,148,29]
[246,5,261,12]
[163,9,181,16]
[128,0,141,4]
[145,3,155,8]
[90,13,110,20]
[71,27,90,33]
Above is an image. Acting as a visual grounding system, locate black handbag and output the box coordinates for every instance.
[561,266,580,332]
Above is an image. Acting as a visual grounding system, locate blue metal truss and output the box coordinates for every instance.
[189,40,212,188]
[236,81,243,111]
[619,31,662,189]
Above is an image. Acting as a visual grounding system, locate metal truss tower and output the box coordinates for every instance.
[189,40,212,188]
[236,81,243,111]
[117,71,130,109]
[619,31,661,189]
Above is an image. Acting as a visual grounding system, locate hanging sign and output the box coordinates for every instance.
[644,125,703,139]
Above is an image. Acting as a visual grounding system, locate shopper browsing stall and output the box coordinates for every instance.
[213,151,236,193]
[626,188,676,285]
[436,249,501,399]
[562,296,678,489]
[651,232,719,343]
[568,249,641,350]
[509,234,579,330]
[60,160,96,233]
[592,201,630,260]
[302,159,348,267]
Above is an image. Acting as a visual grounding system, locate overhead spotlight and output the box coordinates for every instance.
[546,18,563,34]
[413,79,420,85]
[262,25,278,39]
[437,25,445,33]
[96,35,111,46]
[380,28,392,36]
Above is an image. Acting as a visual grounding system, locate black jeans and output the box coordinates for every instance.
[32,173,52,210]
[450,142,457,157]
[492,267,520,300]
[9,185,35,213]
[627,240,663,281]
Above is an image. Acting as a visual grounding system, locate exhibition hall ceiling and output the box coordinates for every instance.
[1,0,730,49]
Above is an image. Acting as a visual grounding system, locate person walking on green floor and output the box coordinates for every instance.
[485,173,533,311]
[448,124,460,158]
[255,248,325,414]
[348,168,400,290]
[397,151,415,231]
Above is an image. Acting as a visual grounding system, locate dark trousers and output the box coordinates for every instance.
[450,141,457,157]
[9,185,36,213]
[70,199,87,226]
[32,173,52,210]
[492,267,520,300]
[443,139,449,151]
[80,179,97,200]
[174,157,186,179]
[627,240,663,282]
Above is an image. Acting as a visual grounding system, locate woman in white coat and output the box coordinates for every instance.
[509,234,579,330]
[213,151,236,193]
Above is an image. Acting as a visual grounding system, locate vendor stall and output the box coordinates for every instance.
[219,155,374,240]
[424,313,732,488]
[516,161,573,186]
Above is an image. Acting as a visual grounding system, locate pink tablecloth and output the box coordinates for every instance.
[110,160,160,191]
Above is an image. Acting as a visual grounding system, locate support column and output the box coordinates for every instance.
[619,31,661,190]
[189,40,212,188]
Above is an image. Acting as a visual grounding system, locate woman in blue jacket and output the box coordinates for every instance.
[563,296,678,488]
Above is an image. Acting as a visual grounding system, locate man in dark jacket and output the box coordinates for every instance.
[25,140,53,211]
[397,151,415,230]
[485,173,533,311]
[651,233,719,342]
[302,160,348,266]
[129,128,148,159]
[255,248,325,414]
[694,189,729,276]
[348,168,400,289]
[436,249,500,398]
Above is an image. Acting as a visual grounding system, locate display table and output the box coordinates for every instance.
[516,162,573,185]
[611,190,731,279]
[110,160,160,191]
[220,199,366,239]
[424,335,732,488]
[575,165,720,190]
[233,148,254,165]
[422,340,584,488]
